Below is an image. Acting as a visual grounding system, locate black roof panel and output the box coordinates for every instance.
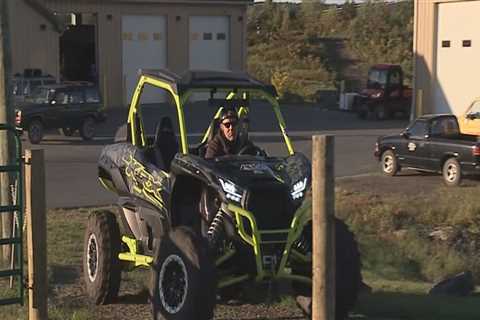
[140,69,277,97]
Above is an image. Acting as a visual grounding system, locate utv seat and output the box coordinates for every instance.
[197,118,220,158]
[148,117,179,170]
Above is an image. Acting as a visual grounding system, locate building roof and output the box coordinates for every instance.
[141,69,278,97]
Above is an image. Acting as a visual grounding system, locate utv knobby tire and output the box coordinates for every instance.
[292,218,362,320]
[83,210,122,305]
[357,105,368,119]
[150,226,216,320]
[375,105,388,120]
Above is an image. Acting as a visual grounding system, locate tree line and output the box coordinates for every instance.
[247,0,413,102]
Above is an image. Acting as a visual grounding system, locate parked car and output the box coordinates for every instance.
[458,97,480,136]
[15,83,106,144]
[353,64,412,120]
[375,114,480,186]
[12,74,56,103]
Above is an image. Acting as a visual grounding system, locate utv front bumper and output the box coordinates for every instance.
[216,203,312,288]
[116,203,313,288]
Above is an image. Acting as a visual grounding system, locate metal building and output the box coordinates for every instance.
[414,0,479,116]
[9,0,251,107]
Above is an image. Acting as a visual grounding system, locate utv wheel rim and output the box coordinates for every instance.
[446,164,457,182]
[159,254,188,314]
[86,233,99,282]
[383,155,394,173]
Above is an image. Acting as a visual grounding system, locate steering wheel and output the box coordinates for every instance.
[237,144,266,157]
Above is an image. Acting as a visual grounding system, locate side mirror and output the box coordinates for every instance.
[466,113,476,120]
[401,131,410,139]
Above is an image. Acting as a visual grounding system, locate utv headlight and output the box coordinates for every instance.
[291,178,307,200]
[219,178,244,203]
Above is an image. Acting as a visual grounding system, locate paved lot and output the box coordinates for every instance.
[19,104,409,208]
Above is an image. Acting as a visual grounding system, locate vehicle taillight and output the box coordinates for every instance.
[472,145,480,156]
[15,110,21,125]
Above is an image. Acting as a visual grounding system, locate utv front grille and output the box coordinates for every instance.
[246,182,294,230]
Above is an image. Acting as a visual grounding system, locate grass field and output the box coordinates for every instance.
[1,177,480,319]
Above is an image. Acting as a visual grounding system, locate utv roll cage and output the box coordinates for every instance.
[127,69,294,155]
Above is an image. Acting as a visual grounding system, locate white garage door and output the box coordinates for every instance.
[189,16,230,71]
[122,15,167,105]
[434,2,480,115]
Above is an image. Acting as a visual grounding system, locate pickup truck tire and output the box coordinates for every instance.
[381,150,399,176]
[80,117,96,141]
[28,119,43,144]
[443,158,462,187]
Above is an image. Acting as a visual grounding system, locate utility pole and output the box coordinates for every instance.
[0,0,14,261]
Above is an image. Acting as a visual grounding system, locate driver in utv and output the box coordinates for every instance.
[205,109,255,159]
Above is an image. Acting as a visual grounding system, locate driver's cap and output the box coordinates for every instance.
[219,109,238,123]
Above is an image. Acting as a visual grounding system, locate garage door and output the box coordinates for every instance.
[434,2,480,115]
[189,16,230,71]
[122,15,167,105]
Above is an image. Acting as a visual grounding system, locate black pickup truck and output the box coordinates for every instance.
[375,114,480,186]
[15,83,106,144]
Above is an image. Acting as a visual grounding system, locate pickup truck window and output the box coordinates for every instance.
[389,71,401,86]
[85,88,100,103]
[13,80,23,96]
[431,117,459,137]
[70,90,85,104]
[407,121,427,139]
[55,91,69,105]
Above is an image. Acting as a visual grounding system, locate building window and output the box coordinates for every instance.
[203,33,212,40]
[138,32,149,41]
[463,40,472,47]
[191,32,200,41]
[441,40,450,48]
[123,32,133,41]
[217,33,226,40]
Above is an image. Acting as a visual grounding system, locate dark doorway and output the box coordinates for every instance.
[60,25,96,83]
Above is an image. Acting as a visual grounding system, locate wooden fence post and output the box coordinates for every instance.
[25,149,47,320]
[312,135,336,320]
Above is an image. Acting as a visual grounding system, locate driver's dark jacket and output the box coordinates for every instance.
[205,132,253,159]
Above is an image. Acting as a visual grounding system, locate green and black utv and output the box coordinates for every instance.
[83,70,361,320]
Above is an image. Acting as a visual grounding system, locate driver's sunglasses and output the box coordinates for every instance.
[221,121,237,129]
